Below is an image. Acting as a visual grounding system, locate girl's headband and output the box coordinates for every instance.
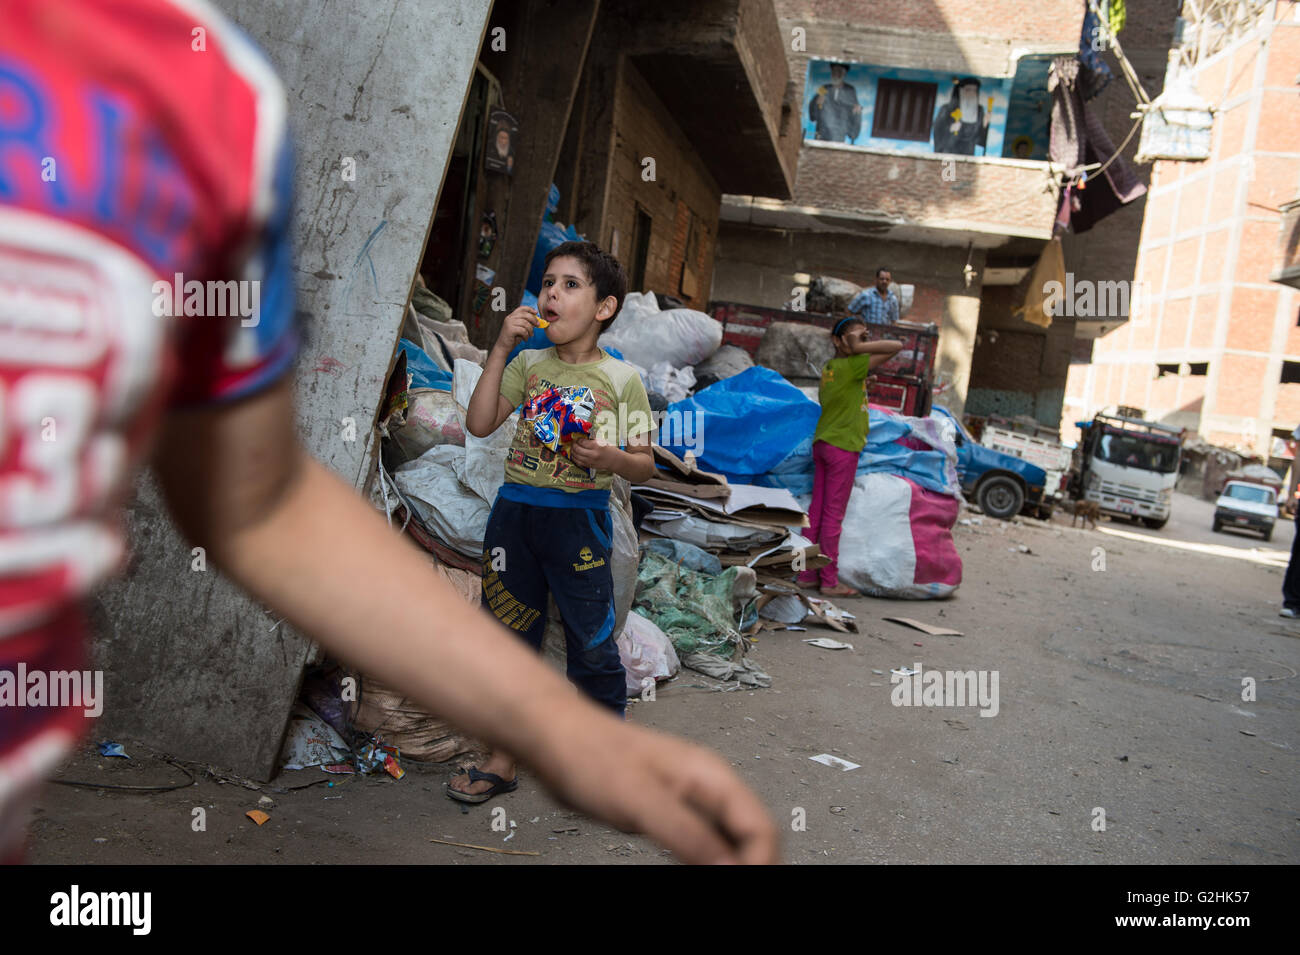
[832,316,861,337]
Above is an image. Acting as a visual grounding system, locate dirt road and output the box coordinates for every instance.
[28,492,1299,864]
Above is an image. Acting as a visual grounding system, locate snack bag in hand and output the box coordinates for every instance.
[525,386,596,452]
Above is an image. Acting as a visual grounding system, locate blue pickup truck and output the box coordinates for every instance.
[931,406,1050,520]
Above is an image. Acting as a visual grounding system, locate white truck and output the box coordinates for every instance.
[977,415,1072,520]
[1074,413,1184,529]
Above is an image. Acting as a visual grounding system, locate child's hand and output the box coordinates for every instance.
[493,306,542,356]
[569,435,619,471]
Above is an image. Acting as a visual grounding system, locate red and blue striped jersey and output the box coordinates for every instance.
[0,0,298,856]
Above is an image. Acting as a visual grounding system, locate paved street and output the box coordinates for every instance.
[30,492,1299,864]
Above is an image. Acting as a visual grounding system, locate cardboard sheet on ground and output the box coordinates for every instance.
[751,588,857,633]
[884,616,963,636]
[643,446,731,500]
[635,484,807,528]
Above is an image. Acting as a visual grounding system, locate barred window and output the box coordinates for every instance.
[872,78,937,142]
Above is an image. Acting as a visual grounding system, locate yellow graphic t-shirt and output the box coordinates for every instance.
[499,348,654,491]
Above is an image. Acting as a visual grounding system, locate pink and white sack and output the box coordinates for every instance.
[836,472,962,599]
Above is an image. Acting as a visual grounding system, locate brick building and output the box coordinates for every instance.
[712,0,1179,420]
[419,0,798,349]
[1065,0,1300,458]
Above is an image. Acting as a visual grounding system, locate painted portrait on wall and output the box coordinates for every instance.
[484,109,518,175]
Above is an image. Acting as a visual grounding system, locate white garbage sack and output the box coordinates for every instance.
[452,358,518,504]
[392,445,489,556]
[618,611,681,696]
[599,292,722,369]
[387,388,466,464]
[693,344,753,387]
[647,361,696,403]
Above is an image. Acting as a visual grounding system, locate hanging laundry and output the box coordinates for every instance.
[1048,56,1146,234]
[1077,5,1114,101]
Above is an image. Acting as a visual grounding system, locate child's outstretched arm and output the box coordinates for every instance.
[154,378,779,865]
[466,306,539,437]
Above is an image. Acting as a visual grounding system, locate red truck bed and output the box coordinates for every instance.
[708,300,938,417]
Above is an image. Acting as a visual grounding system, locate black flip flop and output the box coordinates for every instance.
[444,766,518,804]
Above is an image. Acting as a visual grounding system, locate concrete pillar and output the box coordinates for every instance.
[934,249,985,419]
[468,0,601,348]
[93,0,493,780]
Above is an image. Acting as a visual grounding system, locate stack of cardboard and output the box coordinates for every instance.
[636,447,829,573]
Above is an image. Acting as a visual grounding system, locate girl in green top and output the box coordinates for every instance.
[797,317,903,595]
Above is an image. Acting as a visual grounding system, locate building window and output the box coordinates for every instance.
[1282,361,1300,384]
[1156,363,1179,378]
[872,78,937,142]
[1188,362,1208,376]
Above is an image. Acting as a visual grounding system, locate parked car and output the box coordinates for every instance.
[1212,480,1278,541]
[930,406,1049,520]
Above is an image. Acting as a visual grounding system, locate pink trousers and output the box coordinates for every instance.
[797,440,859,587]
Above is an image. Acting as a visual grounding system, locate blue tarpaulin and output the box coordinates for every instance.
[397,339,452,391]
[660,367,819,482]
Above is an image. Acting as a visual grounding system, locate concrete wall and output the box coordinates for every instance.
[968,284,1075,423]
[92,0,491,780]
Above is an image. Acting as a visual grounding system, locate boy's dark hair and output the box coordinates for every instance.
[876,266,890,277]
[544,240,627,327]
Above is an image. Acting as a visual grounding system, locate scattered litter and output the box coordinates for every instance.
[829,806,848,814]
[98,741,129,759]
[914,642,923,647]
[429,836,539,857]
[1048,810,1061,816]
[245,810,270,826]
[1116,755,1129,762]
[322,763,355,775]
[884,617,963,637]
[257,795,275,808]
[809,753,860,772]
[943,719,969,730]
[503,830,516,843]
[891,666,919,677]
[871,669,884,675]
[802,637,854,650]
[1239,730,1257,737]
[93,837,107,843]
[280,703,350,770]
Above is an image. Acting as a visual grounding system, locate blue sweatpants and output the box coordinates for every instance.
[481,485,626,715]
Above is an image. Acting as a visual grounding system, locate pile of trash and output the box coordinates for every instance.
[327,241,973,772]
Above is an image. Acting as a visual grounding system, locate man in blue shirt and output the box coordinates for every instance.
[847,268,900,325]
